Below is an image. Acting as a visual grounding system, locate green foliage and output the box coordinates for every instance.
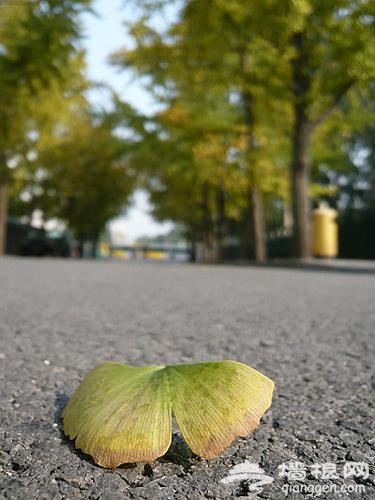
[39,114,136,240]
[4,0,374,256]
[1,1,137,244]
[111,0,293,259]
[111,0,374,259]
[311,87,375,209]
[0,0,90,153]
[10,100,136,240]
[0,0,90,90]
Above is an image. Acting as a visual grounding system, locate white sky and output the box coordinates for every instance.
[81,0,173,244]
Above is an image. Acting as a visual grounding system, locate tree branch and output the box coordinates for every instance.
[311,80,356,129]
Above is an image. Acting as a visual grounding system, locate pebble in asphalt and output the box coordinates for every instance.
[0,257,374,499]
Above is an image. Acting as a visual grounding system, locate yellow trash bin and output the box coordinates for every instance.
[312,205,338,258]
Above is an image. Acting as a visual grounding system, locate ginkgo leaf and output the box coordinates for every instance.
[62,362,172,467]
[62,360,274,468]
[167,361,274,459]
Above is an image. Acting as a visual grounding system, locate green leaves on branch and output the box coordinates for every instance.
[111,0,375,260]
[1,1,138,242]
[63,360,274,468]
[0,0,94,254]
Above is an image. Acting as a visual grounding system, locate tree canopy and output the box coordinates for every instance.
[110,0,375,260]
[1,0,135,253]
[2,0,374,260]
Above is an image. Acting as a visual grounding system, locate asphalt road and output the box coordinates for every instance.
[0,257,374,499]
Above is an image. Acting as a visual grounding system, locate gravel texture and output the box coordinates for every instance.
[0,257,374,499]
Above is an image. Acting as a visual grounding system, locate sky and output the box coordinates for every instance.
[81,0,174,244]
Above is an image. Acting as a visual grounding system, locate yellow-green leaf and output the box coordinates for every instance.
[62,360,274,468]
[167,361,274,459]
[62,362,172,467]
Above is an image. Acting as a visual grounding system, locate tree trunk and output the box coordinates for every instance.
[250,185,266,263]
[291,32,312,259]
[291,98,312,260]
[0,147,9,256]
[283,202,293,234]
[189,237,197,262]
[201,183,214,263]
[291,143,311,259]
[242,86,267,263]
[91,235,99,258]
[213,187,226,262]
[0,182,8,256]
[77,239,84,258]
[186,226,197,262]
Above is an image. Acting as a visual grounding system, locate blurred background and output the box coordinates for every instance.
[0,0,374,263]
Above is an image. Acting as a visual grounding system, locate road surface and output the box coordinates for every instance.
[0,257,374,499]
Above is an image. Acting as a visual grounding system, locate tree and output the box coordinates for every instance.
[310,85,375,210]
[112,0,289,262]
[10,100,136,252]
[115,0,374,261]
[46,117,135,248]
[111,92,242,262]
[0,0,91,254]
[285,0,375,257]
